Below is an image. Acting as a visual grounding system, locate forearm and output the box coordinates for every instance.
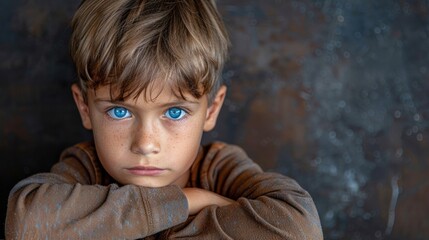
[6,175,188,240]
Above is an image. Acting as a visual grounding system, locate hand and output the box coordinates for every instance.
[182,188,234,215]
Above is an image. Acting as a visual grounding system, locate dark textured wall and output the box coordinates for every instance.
[1,1,429,239]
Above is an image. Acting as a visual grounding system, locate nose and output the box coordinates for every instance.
[130,120,160,156]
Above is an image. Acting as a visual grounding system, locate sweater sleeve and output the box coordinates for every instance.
[5,143,189,240]
[162,142,323,240]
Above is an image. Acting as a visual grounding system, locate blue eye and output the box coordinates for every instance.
[165,107,186,120]
[107,107,131,119]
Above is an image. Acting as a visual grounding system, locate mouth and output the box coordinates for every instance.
[126,166,166,176]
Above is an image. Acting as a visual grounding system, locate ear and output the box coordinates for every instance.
[71,84,93,130]
[203,85,227,131]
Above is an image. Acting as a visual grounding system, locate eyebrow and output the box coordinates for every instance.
[93,98,200,108]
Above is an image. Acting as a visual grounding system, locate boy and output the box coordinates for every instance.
[6,0,323,239]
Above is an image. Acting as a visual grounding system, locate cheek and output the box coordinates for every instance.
[173,118,205,148]
[91,118,129,157]
[91,110,126,138]
[162,119,201,154]
[169,116,205,138]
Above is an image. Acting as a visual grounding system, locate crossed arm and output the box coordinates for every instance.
[5,143,322,239]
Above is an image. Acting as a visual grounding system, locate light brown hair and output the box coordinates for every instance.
[70,0,229,103]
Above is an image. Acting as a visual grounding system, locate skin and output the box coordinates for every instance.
[72,83,233,214]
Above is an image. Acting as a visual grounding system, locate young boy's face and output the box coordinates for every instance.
[72,83,226,188]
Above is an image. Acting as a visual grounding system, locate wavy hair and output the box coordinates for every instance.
[70,0,229,103]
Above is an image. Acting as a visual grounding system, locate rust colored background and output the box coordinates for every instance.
[1,1,429,239]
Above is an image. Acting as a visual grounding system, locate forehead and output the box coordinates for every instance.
[88,84,203,104]
[86,71,208,102]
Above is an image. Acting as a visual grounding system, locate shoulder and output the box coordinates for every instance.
[202,141,249,161]
[60,141,96,159]
[59,141,97,168]
[191,141,262,178]
[188,141,263,191]
[57,141,107,184]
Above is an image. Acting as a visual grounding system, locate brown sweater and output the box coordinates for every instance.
[6,141,323,239]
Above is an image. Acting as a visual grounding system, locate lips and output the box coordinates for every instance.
[126,166,165,176]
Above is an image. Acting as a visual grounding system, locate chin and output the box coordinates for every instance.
[134,181,168,188]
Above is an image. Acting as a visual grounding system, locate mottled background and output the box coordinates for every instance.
[1,0,429,239]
